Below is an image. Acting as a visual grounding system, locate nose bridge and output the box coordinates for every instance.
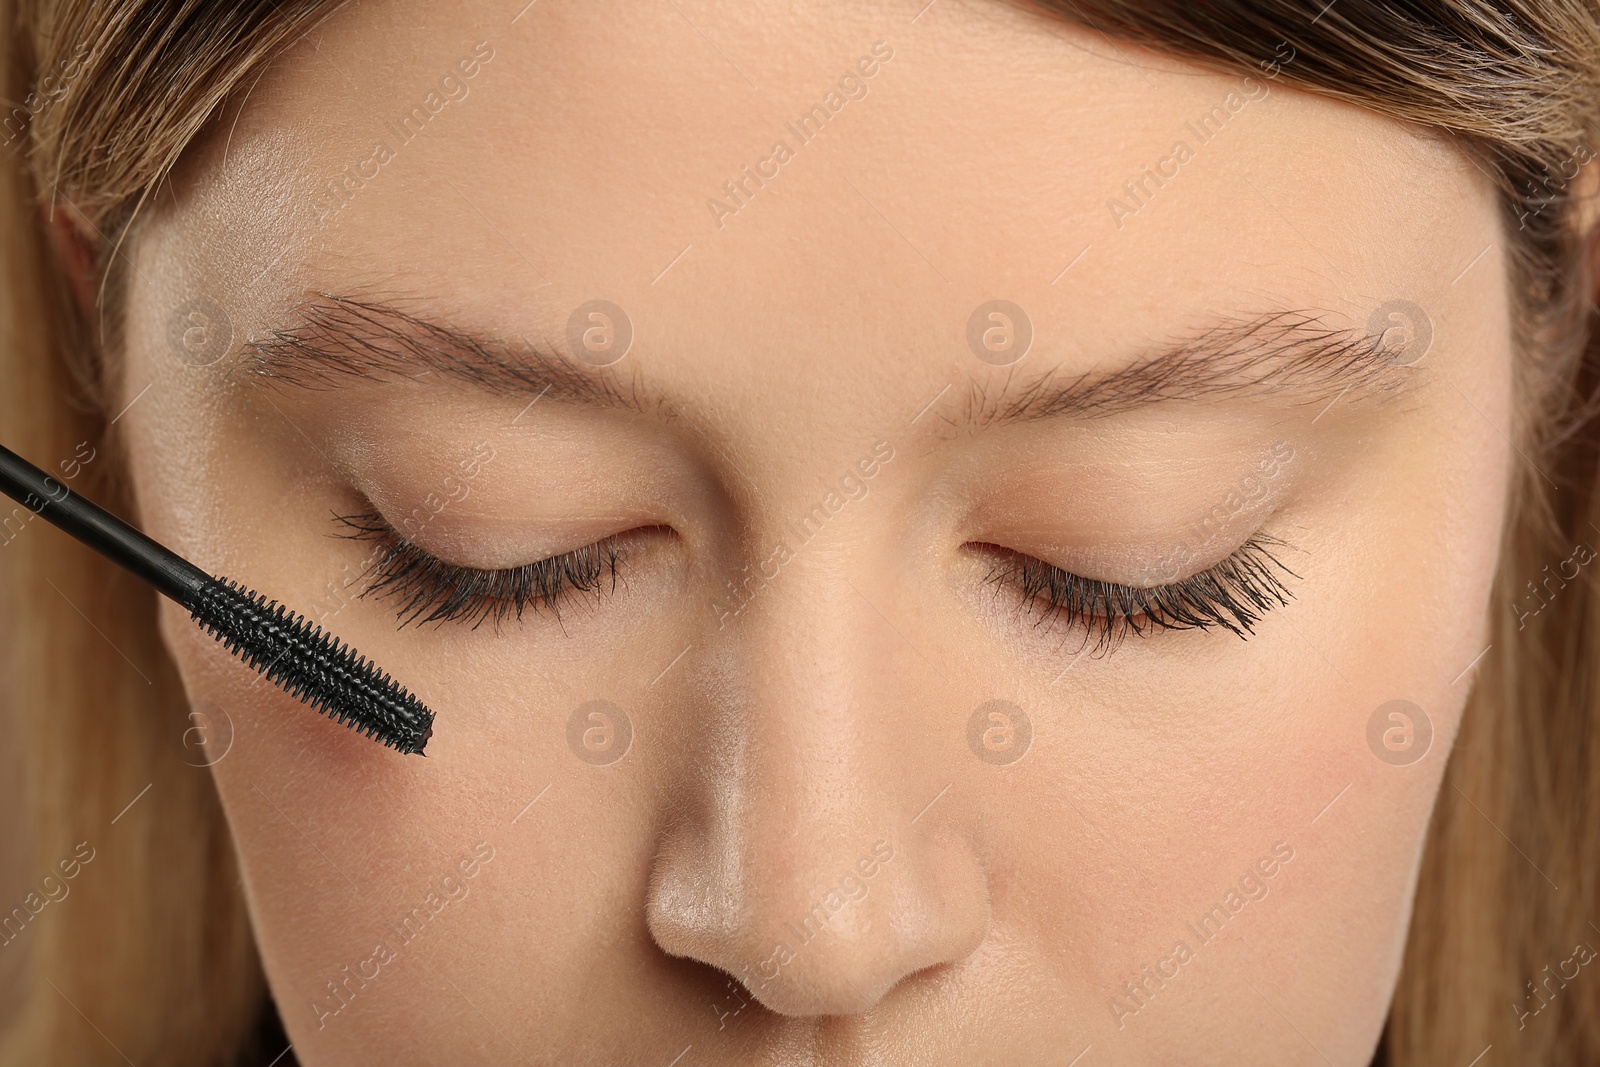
[734,544,905,878]
[646,513,990,1017]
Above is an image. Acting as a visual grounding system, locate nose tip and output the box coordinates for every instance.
[644,547,993,1018]
[647,831,990,1017]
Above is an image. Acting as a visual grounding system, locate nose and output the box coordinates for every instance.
[645,552,991,1017]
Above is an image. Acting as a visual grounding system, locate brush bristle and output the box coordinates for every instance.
[188,578,434,755]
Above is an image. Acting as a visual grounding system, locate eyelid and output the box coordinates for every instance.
[365,511,651,571]
[331,510,632,630]
[967,441,1301,584]
[975,534,1298,654]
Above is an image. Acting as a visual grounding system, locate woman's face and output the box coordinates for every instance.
[117,0,1511,1062]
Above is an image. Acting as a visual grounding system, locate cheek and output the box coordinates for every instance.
[156,598,483,1049]
[157,584,688,1060]
[971,410,1507,1053]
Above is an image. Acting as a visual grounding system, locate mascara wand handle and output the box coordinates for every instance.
[0,443,214,606]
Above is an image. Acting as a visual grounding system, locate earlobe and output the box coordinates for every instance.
[40,199,99,318]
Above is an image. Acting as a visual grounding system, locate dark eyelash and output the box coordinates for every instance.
[332,511,623,631]
[980,535,1298,655]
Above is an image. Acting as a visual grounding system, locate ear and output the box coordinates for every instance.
[40,198,99,319]
[1573,156,1600,303]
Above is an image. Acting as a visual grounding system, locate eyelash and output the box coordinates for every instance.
[978,536,1298,654]
[333,509,1295,648]
[333,511,625,630]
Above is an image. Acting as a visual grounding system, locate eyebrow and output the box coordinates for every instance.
[242,293,648,414]
[243,296,1417,424]
[961,310,1417,426]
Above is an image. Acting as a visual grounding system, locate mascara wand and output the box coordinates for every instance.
[0,443,433,755]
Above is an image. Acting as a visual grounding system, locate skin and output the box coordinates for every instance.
[108,0,1514,1062]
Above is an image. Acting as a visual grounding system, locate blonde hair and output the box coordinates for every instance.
[1,4,341,1063]
[2,0,1598,1063]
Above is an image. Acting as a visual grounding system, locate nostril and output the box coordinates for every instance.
[705,967,765,1031]
[665,960,905,1032]
[739,965,904,1018]
[655,955,778,1035]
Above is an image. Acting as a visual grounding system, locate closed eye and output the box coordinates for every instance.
[332,510,642,630]
[972,535,1298,655]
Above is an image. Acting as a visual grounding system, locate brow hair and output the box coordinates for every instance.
[963,309,1421,426]
[238,293,647,414]
[243,297,1419,427]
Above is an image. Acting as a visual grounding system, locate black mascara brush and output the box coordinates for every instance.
[0,443,433,755]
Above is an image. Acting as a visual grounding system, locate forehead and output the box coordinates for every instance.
[134,0,1489,418]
